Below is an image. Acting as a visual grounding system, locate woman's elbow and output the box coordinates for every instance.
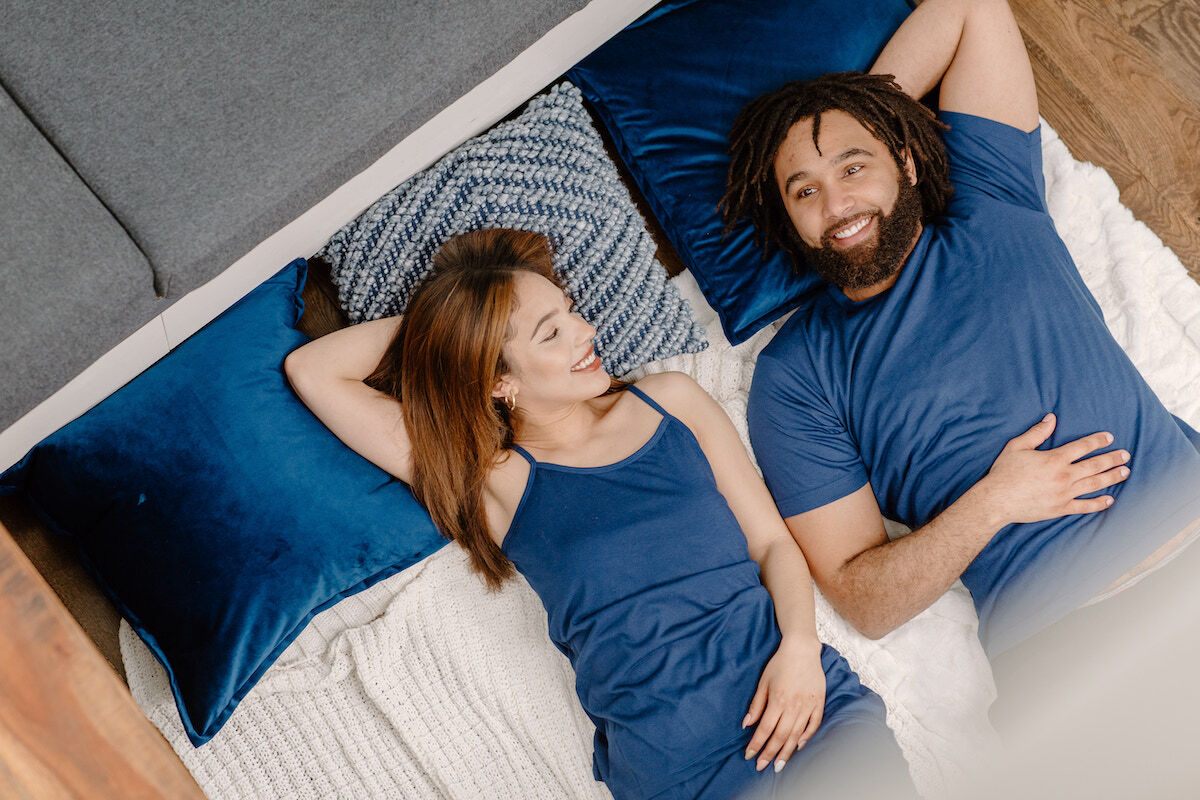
[283,347,318,394]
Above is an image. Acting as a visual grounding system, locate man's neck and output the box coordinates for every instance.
[839,222,923,303]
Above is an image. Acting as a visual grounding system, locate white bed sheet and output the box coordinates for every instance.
[122,121,1200,800]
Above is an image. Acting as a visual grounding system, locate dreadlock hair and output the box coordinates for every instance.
[720,71,951,270]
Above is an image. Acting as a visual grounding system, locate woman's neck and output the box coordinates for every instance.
[513,394,616,456]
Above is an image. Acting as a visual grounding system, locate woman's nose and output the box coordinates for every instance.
[575,314,596,342]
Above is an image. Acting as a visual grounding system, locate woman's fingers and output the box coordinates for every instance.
[797,704,823,750]
[776,720,808,773]
[743,682,768,730]
[746,703,784,767]
[753,708,797,772]
[765,705,824,775]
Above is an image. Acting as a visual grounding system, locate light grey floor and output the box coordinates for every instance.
[981,527,1200,798]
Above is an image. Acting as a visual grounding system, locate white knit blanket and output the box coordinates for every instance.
[122,122,1200,800]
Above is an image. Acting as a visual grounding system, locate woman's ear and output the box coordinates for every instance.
[491,375,513,401]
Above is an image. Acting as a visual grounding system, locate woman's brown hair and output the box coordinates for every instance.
[365,229,559,589]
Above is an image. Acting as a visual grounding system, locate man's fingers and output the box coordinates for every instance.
[1056,430,1115,462]
[1006,413,1056,451]
[1065,495,1115,515]
[1072,449,1129,478]
[1075,464,1130,495]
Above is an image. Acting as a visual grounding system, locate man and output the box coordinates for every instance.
[723,0,1200,655]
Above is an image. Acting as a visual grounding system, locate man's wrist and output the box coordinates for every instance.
[959,478,1011,532]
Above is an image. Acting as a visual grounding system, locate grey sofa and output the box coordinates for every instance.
[0,0,591,431]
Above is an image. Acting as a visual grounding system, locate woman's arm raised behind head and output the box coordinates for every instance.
[284,316,414,485]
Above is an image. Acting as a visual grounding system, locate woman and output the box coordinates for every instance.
[286,229,916,798]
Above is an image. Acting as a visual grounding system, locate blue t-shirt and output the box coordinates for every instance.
[748,111,1200,655]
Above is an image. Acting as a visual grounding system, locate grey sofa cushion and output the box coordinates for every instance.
[0,0,589,300]
[0,86,164,428]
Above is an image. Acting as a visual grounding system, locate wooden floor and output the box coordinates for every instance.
[1011,0,1200,284]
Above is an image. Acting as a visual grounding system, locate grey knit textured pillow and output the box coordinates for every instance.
[318,82,706,376]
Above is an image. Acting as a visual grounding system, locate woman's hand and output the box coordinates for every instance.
[743,637,825,774]
[975,413,1131,527]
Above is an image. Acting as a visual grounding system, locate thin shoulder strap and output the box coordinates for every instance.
[509,443,536,465]
[626,384,671,419]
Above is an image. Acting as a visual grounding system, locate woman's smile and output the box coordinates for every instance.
[571,348,600,373]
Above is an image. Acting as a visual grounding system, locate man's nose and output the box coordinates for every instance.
[823,184,854,219]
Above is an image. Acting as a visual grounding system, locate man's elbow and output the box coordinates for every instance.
[847,611,901,641]
[825,581,904,640]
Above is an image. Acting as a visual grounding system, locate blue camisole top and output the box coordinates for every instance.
[501,385,780,798]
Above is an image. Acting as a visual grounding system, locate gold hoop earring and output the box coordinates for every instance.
[505,391,517,412]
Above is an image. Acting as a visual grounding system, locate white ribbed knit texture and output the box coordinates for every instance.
[123,121,1200,800]
[125,549,610,800]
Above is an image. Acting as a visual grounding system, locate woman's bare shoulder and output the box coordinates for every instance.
[632,371,710,419]
[482,449,533,546]
[631,370,702,401]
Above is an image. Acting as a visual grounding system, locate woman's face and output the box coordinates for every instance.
[495,272,610,409]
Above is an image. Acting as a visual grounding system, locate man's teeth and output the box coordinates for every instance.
[571,351,597,371]
[832,217,870,239]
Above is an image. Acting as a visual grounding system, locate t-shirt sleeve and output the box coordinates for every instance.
[939,110,1047,213]
[748,348,868,519]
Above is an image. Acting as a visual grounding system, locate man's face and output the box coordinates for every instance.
[773,110,922,291]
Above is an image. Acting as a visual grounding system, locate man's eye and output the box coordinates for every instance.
[846,164,863,176]
[798,186,817,199]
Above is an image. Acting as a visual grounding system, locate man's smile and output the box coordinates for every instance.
[826,213,876,248]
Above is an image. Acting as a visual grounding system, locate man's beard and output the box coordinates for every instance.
[793,174,923,291]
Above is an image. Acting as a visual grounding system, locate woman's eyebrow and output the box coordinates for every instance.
[531,310,556,340]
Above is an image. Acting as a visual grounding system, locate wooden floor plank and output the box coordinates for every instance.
[0,522,207,799]
[1012,0,1200,282]
[0,496,124,678]
[1132,0,1200,110]
[1109,0,1171,28]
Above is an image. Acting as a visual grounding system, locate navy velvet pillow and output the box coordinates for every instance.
[0,259,445,746]
[567,0,915,344]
